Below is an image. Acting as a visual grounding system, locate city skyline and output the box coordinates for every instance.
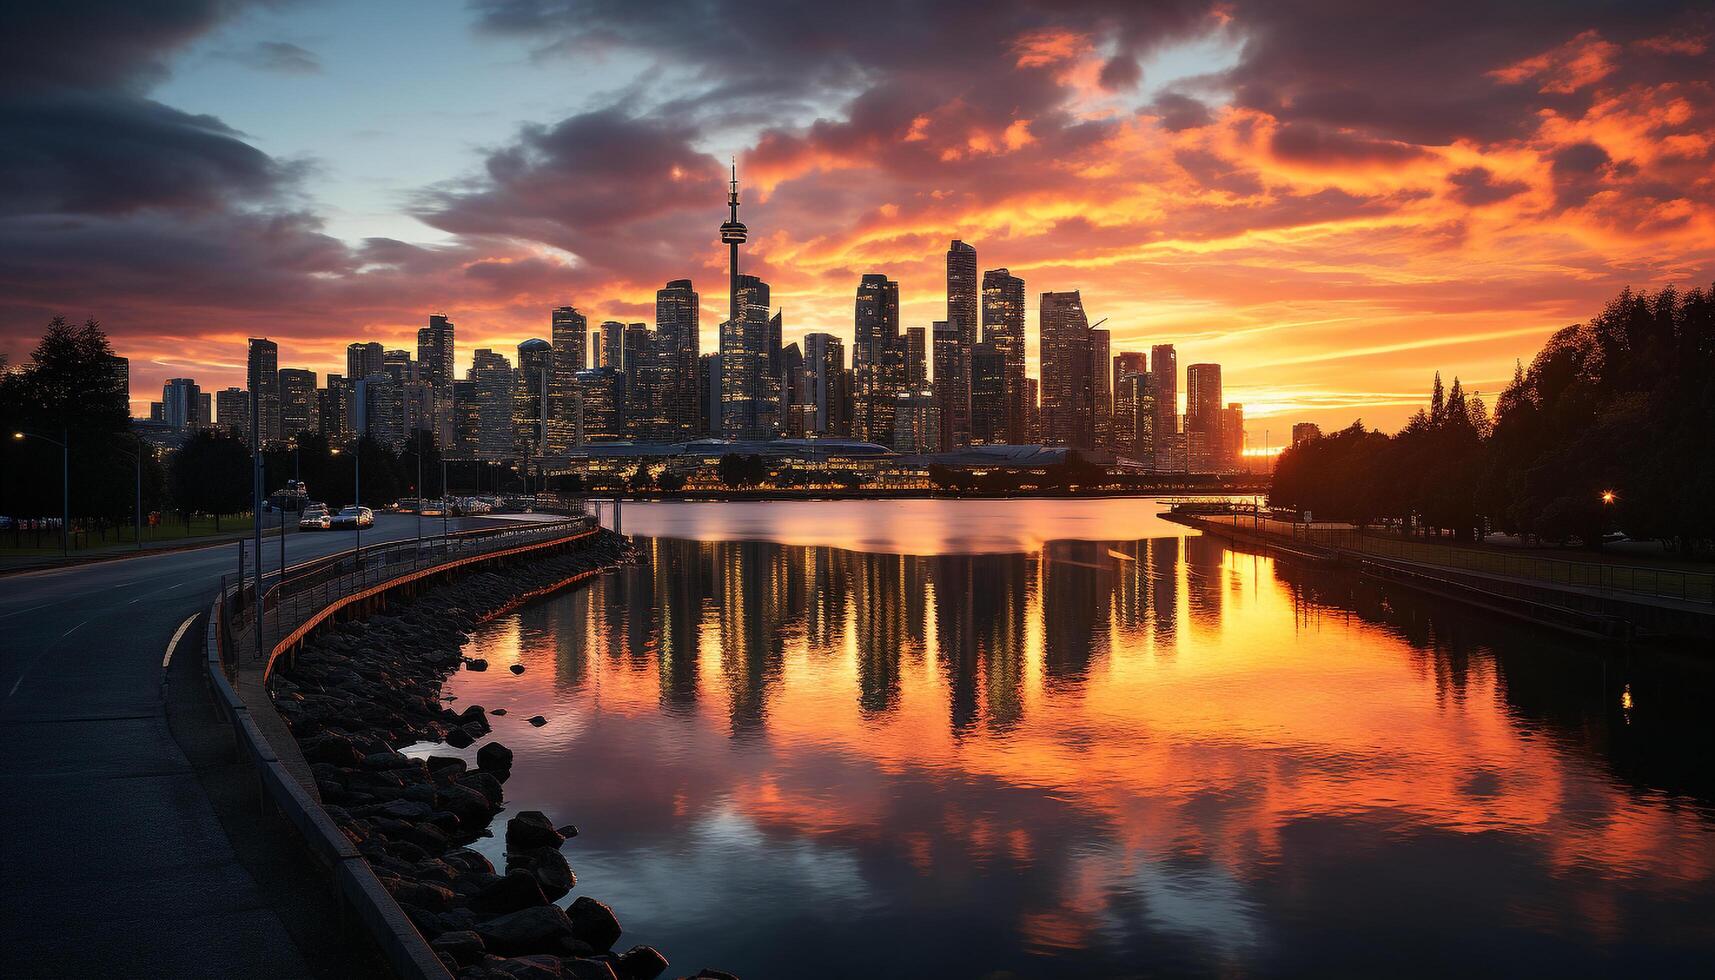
[4,2,1711,436]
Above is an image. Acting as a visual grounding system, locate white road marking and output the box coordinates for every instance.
[162,615,197,669]
[62,621,85,638]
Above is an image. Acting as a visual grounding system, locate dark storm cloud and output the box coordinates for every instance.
[0,92,294,217]
[1216,0,1706,146]
[1549,141,1613,210]
[1446,167,1530,207]
[1099,55,1142,91]
[2,1,288,92]
[419,108,727,286]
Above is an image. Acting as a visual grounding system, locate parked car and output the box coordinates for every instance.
[298,506,331,531]
[330,505,374,529]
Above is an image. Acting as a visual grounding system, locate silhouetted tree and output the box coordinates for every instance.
[169,431,251,530]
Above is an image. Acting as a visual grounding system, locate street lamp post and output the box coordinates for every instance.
[12,427,69,557]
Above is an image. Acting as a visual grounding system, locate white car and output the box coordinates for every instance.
[331,506,374,529]
[298,507,331,531]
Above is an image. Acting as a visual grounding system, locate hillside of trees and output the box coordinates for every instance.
[1271,285,1715,555]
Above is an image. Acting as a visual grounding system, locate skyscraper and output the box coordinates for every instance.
[943,239,977,448]
[970,342,1007,444]
[1090,328,1111,450]
[246,338,279,444]
[803,332,845,435]
[1186,363,1222,473]
[347,341,384,382]
[1111,352,1147,458]
[417,314,455,388]
[655,280,700,438]
[982,268,1026,442]
[551,307,587,371]
[1038,292,1094,449]
[854,273,902,446]
[278,368,318,440]
[600,321,624,371]
[1150,344,1179,472]
[905,326,927,388]
[215,387,249,440]
[720,274,773,439]
[932,320,961,450]
[514,339,553,457]
[161,378,201,431]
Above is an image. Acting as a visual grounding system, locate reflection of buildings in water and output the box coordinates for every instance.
[1184,534,1226,636]
[1040,540,1108,688]
[1147,537,1179,647]
[718,540,788,736]
[974,553,1029,733]
[854,551,908,716]
[649,538,709,712]
[804,545,850,653]
[929,555,979,735]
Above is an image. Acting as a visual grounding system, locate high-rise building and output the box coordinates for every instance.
[1186,363,1223,473]
[780,342,813,438]
[982,268,1026,442]
[346,342,384,383]
[802,332,844,435]
[655,280,700,438]
[1090,328,1111,450]
[1111,354,1147,459]
[161,378,202,431]
[551,307,587,371]
[417,314,455,388]
[943,239,977,449]
[1150,344,1180,472]
[1219,403,1245,472]
[1024,377,1041,444]
[854,273,902,446]
[720,274,774,440]
[1039,292,1094,449]
[277,368,318,440]
[599,321,624,371]
[472,348,511,372]
[382,350,414,385]
[905,326,927,388]
[970,342,1007,444]
[574,368,626,443]
[460,367,516,460]
[354,374,404,449]
[931,320,961,450]
[320,374,351,443]
[196,391,211,431]
[214,387,249,440]
[246,338,279,445]
[892,390,938,454]
[514,339,553,457]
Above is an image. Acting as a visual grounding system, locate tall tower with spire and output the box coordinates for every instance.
[720,160,747,333]
[717,161,774,439]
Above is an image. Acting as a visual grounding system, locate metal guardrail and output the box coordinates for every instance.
[1190,511,1715,605]
[217,516,598,675]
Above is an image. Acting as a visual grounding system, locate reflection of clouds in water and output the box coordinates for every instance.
[561,804,878,926]
[1134,860,1264,953]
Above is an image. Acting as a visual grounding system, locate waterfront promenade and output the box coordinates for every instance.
[0,514,558,978]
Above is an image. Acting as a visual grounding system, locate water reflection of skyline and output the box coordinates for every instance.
[448,529,1715,979]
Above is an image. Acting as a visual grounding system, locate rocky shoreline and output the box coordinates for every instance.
[272,530,735,980]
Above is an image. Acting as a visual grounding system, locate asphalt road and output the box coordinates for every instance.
[0,513,552,977]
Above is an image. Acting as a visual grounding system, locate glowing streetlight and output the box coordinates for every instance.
[1601,490,1617,505]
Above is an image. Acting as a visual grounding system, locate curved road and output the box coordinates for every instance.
[0,513,555,977]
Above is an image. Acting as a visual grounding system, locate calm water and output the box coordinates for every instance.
[428,500,1715,978]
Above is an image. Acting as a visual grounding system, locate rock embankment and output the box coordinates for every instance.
[272,530,736,980]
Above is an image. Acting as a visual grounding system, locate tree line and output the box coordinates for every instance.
[1270,284,1715,554]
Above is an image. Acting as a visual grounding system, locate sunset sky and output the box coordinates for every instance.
[4,1,1712,437]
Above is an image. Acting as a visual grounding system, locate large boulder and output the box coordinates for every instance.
[477,741,514,774]
[474,904,576,957]
[613,945,668,980]
[470,870,549,915]
[509,846,575,901]
[506,811,564,849]
[566,896,622,953]
[562,959,618,980]
[429,929,484,967]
